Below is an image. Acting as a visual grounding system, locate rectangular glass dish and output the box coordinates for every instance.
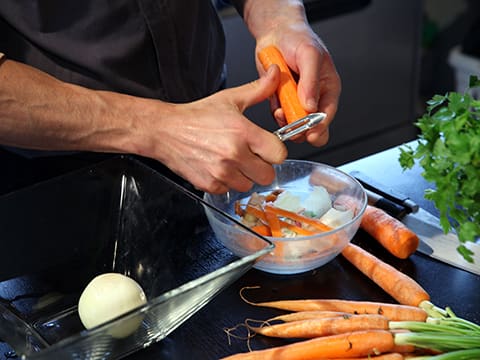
[0,156,272,359]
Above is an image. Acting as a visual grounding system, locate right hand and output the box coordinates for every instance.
[133,65,288,194]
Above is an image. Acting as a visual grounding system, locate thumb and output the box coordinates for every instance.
[228,65,280,113]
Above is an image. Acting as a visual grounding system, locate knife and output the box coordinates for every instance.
[355,173,480,276]
[351,170,419,213]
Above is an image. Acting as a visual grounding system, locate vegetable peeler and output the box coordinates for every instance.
[274,112,326,142]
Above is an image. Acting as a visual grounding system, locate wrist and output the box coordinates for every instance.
[242,0,307,42]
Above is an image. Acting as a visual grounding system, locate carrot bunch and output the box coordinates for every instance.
[221,245,480,360]
[222,287,480,360]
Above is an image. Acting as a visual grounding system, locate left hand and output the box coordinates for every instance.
[240,0,341,147]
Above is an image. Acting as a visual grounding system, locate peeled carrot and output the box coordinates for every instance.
[239,287,427,322]
[220,330,396,360]
[258,45,309,124]
[341,243,430,307]
[247,314,390,338]
[361,205,419,259]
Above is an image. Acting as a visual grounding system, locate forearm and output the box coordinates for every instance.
[0,58,158,154]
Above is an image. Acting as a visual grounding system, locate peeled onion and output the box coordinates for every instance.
[320,207,354,228]
[78,273,147,338]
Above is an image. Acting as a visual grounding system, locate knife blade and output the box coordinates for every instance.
[358,176,480,276]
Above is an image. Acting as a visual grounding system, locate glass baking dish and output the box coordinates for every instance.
[0,156,272,359]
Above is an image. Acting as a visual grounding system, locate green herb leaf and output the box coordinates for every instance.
[399,76,480,261]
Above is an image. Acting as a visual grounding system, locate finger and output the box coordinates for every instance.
[296,44,324,112]
[317,79,341,126]
[306,122,329,147]
[273,107,287,128]
[212,161,259,193]
[188,164,253,194]
[228,65,280,112]
[246,124,288,165]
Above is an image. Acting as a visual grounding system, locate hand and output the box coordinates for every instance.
[135,66,288,194]
[247,1,341,147]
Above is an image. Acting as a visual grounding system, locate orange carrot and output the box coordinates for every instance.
[314,354,404,360]
[239,287,427,322]
[341,243,430,307]
[247,314,390,338]
[258,45,309,124]
[269,310,351,322]
[361,205,419,259]
[220,330,396,360]
[264,204,332,232]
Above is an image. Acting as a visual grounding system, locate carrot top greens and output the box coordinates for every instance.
[399,75,480,262]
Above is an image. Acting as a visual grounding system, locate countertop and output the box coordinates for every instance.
[0,144,478,360]
[130,143,480,359]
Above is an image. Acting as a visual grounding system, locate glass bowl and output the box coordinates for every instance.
[203,160,367,274]
[0,156,272,360]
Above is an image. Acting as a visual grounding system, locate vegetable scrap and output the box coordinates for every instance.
[234,186,354,239]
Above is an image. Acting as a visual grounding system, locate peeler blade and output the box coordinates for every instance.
[274,112,326,142]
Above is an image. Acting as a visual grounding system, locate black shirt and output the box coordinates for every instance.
[0,0,226,102]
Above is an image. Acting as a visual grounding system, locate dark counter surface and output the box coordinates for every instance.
[134,143,480,359]
[0,144,478,360]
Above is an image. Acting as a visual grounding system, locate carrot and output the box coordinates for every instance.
[247,314,390,338]
[220,330,396,360]
[269,310,351,323]
[313,354,404,360]
[361,205,419,259]
[239,287,427,322]
[264,204,332,232]
[258,45,309,124]
[341,243,430,307]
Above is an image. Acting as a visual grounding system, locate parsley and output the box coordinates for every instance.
[399,75,480,262]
